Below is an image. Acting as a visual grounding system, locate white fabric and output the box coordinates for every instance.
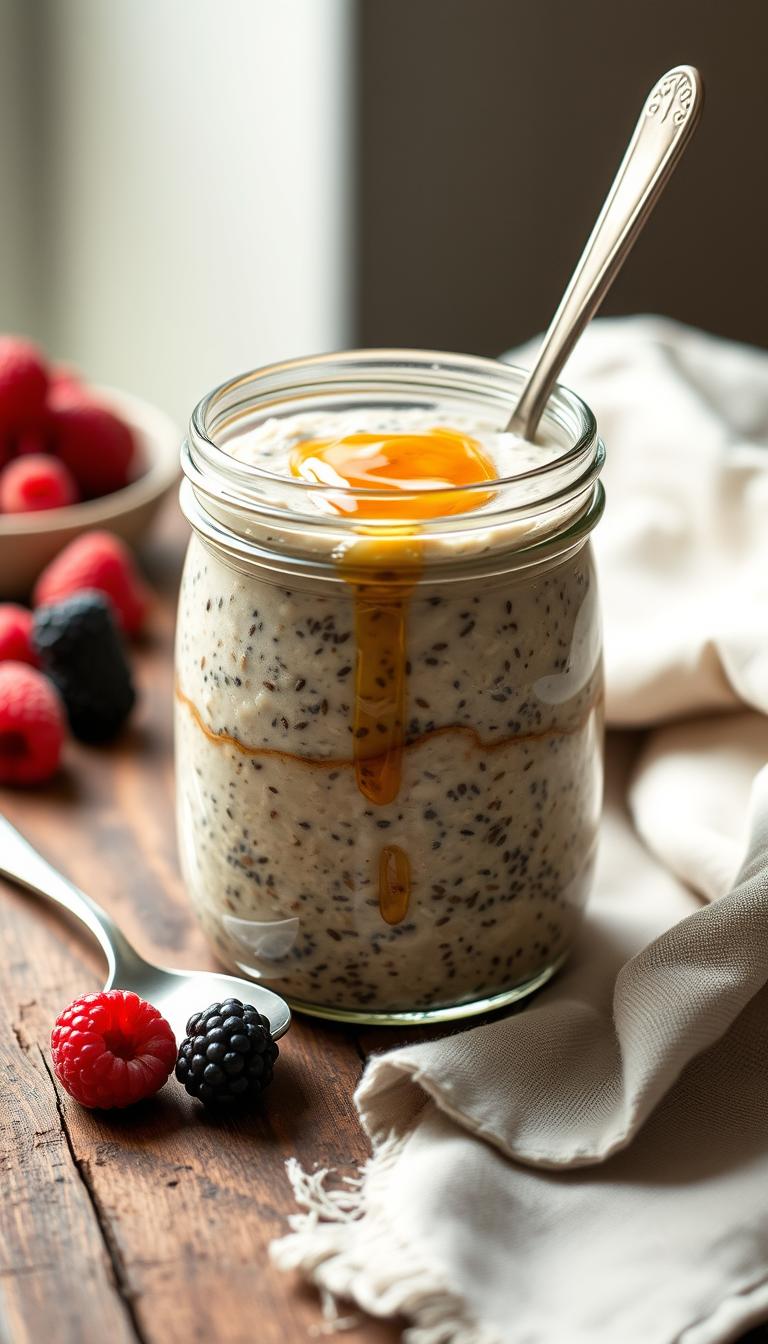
[272,318,768,1344]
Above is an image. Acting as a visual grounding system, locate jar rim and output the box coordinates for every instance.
[185,348,598,518]
[180,349,604,579]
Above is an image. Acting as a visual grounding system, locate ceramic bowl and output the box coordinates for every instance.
[0,386,180,598]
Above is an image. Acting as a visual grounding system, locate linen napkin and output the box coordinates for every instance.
[272,317,768,1344]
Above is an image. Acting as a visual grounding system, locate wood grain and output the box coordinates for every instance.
[0,499,400,1344]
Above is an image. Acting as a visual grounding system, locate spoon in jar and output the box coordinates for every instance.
[0,813,292,1044]
[506,64,704,440]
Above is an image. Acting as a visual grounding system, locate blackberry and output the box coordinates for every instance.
[175,998,279,1107]
[32,590,135,743]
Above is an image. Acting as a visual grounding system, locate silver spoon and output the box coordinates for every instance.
[507,64,704,439]
[0,813,291,1044]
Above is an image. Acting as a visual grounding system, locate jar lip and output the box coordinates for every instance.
[180,474,606,587]
[185,348,599,519]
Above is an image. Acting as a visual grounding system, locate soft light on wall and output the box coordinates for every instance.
[0,0,352,425]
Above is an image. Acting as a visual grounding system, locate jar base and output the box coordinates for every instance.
[281,953,569,1027]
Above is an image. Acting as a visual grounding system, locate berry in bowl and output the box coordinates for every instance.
[0,335,179,598]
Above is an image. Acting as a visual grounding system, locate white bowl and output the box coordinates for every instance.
[0,386,180,599]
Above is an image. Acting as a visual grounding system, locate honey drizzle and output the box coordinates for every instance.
[341,536,421,807]
[378,845,411,925]
[288,428,496,520]
[232,427,498,926]
[289,427,495,926]
[176,682,603,767]
[341,537,420,925]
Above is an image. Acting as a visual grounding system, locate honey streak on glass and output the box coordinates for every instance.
[290,427,497,924]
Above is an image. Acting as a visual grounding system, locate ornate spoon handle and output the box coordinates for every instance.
[507,66,704,438]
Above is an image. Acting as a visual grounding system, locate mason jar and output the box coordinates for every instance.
[175,350,605,1024]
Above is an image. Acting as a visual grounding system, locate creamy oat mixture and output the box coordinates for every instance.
[175,408,603,1016]
[227,407,565,491]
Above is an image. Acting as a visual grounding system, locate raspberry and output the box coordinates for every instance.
[49,365,82,400]
[33,590,136,743]
[13,427,54,457]
[0,454,79,513]
[33,531,149,635]
[0,661,65,784]
[51,990,176,1109]
[50,397,135,498]
[175,998,279,1107]
[0,604,39,666]
[0,337,48,431]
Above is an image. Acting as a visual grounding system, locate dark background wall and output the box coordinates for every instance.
[354,0,767,355]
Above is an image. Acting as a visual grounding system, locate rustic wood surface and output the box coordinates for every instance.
[2,499,767,1344]
[0,499,402,1344]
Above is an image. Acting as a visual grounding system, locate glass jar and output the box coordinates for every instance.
[175,350,605,1024]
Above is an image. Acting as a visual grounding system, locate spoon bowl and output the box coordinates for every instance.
[104,957,292,1046]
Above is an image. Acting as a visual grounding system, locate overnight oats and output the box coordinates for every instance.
[175,351,605,1023]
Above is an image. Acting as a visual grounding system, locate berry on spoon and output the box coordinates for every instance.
[175,998,279,1107]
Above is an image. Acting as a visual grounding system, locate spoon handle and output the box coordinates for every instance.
[0,812,143,984]
[507,65,704,438]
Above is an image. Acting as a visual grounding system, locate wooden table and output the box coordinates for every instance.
[0,499,401,1344]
